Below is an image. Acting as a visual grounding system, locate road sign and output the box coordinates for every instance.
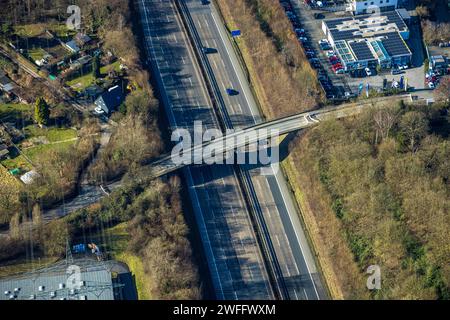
[231,29,241,37]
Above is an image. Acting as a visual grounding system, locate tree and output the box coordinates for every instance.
[92,54,101,79]
[415,5,429,18]
[434,76,450,103]
[32,203,42,226]
[34,97,50,126]
[400,111,429,152]
[0,23,13,40]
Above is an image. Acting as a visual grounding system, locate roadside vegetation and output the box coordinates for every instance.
[215,0,323,119]
[66,177,201,299]
[287,102,450,299]
[416,0,450,45]
[0,0,201,301]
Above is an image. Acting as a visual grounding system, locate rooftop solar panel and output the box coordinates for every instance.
[349,41,376,61]
[381,32,411,57]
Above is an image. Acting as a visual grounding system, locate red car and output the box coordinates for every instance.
[332,64,343,71]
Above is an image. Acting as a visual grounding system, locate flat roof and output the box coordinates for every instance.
[335,40,356,64]
[380,32,411,57]
[0,260,115,300]
[324,9,408,42]
[349,40,376,61]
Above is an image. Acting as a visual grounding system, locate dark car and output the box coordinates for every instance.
[201,0,210,4]
[202,47,217,54]
[226,88,239,96]
[314,13,324,19]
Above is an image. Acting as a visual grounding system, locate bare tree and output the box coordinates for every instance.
[400,111,429,152]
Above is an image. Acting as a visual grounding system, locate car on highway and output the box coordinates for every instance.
[226,88,239,96]
[202,47,217,54]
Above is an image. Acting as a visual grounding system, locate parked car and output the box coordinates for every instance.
[391,68,403,75]
[365,67,372,77]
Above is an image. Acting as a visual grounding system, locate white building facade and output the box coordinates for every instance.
[349,0,398,15]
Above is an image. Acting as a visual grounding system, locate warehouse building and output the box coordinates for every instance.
[322,9,412,71]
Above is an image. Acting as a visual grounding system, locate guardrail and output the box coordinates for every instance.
[174,0,290,300]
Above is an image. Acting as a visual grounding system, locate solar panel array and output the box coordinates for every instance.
[349,41,376,61]
[335,41,356,63]
[381,32,411,57]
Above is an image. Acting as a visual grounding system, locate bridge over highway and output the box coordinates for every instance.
[141,103,366,179]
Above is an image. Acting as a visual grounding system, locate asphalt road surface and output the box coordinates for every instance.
[183,0,328,300]
[136,0,274,300]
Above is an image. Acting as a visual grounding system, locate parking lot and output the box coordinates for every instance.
[279,0,431,100]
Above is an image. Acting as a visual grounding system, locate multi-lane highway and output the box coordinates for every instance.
[181,0,328,299]
[136,0,275,299]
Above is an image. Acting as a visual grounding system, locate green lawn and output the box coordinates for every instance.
[100,61,121,74]
[28,47,47,62]
[1,154,31,172]
[23,126,77,143]
[0,257,59,278]
[66,61,121,92]
[74,222,151,300]
[66,73,95,92]
[0,103,32,120]
[23,140,76,161]
[1,126,77,170]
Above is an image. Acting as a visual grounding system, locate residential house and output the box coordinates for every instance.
[94,85,124,114]
[0,143,9,159]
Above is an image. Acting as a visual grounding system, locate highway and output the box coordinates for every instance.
[180,0,328,300]
[136,0,275,299]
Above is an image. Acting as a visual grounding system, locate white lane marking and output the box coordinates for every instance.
[204,18,209,28]
[294,289,299,300]
[275,235,281,247]
[236,103,243,114]
[213,60,218,69]
[270,164,319,300]
[198,19,203,30]
[181,56,186,64]
[213,39,217,47]
[211,12,257,121]
[303,288,309,300]
[139,1,225,300]
[188,78,193,87]
[172,34,178,43]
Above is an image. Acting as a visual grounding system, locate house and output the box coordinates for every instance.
[0,143,9,159]
[20,170,39,184]
[0,72,15,93]
[348,0,398,15]
[64,40,80,53]
[94,85,124,114]
[74,33,92,46]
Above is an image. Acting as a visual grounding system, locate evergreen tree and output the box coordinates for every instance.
[92,54,100,78]
[34,97,50,126]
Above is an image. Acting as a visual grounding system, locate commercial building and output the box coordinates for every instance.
[322,9,412,71]
[0,259,136,300]
[348,0,398,15]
